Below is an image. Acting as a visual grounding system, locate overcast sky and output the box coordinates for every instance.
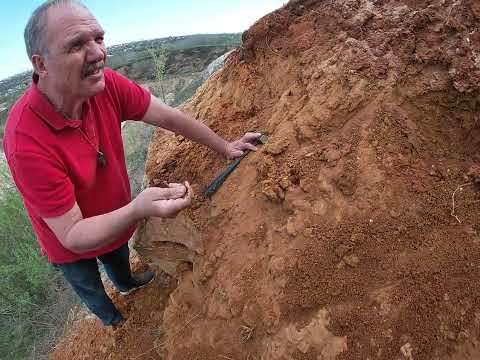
[0,0,286,80]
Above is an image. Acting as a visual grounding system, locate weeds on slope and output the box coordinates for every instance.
[0,160,76,359]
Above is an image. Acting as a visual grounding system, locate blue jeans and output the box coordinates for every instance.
[54,243,134,326]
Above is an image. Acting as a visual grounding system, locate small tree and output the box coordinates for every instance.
[147,45,168,102]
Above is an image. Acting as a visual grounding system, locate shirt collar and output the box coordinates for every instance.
[27,74,85,130]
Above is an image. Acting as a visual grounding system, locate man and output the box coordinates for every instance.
[3,0,259,327]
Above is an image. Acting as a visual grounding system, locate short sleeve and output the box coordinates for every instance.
[105,68,151,121]
[9,152,76,218]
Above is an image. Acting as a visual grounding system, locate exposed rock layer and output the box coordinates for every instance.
[139,1,480,359]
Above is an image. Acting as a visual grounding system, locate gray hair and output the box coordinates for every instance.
[24,0,87,60]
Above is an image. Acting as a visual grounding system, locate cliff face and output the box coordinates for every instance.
[139,1,480,359]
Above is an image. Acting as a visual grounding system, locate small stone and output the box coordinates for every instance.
[312,71,321,79]
[297,341,310,353]
[261,181,284,203]
[389,210,400,218]
[300,179,313,193]
[269,256,286,277]
[262,187,276,200]
[303,227,314,238]
[343,254,360,268]
[312,200,327,216]
[203,262,215,278]
[286,220,297,237]
[214,248,224,259]
[279,177,290,190]
[286,216,304,237]
[335,244,352,258]
[337,175,355,196]
[400,343,413,359]
[289,174,301,185]
[290,199,310,211]
[325,149,341,162]
[457,331,469,342]
[265,140,289,156]
[274,186,285,200]
[446,331,456,341]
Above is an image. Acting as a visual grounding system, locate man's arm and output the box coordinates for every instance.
[142,95,261,159]
[44,183,191,254]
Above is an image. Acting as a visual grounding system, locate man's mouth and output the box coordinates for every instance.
[83,61,104,78]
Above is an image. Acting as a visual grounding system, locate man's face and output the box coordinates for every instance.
[39,4,107,98]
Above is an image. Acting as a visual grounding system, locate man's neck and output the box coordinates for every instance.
[37,80,85,120]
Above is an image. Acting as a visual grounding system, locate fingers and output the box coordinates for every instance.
[230,149,245,158]
[241,142,258,151]
[167,183,187,197]
[148,185,186,200]
[153,183,192,216]
[184,181,192,197]
[166,196,191,213]
[172,182,192,210]
[242,132,262,143]
[234,141,257,153]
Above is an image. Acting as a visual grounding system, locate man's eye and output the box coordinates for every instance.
[96,36,104,43]
[70,43,82,52]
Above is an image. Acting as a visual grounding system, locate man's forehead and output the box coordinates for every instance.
[45,3,102,38]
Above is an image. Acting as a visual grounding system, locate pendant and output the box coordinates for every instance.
[97,151,107,167]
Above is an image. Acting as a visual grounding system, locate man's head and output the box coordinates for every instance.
[25,0,107,99]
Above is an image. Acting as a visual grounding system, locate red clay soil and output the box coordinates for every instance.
[51,0,480,359]
[50,260,177,360]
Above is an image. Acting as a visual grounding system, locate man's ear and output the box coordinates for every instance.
[32,54,47,78]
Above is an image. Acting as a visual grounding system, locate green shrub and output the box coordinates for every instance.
[172,76,204,107]
[0,159,56,359]
[147,45,168,102]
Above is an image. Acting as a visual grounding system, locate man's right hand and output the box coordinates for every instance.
[133,182,192,219]
[44,182,192,254]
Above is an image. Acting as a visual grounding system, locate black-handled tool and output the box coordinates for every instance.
[203,134,267,198]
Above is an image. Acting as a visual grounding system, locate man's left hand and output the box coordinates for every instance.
[224,132,262,159]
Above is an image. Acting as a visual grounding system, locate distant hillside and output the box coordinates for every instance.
[0,33,241,137]
[0,34,240,96]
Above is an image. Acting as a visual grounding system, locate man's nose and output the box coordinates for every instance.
[86,41,105,62]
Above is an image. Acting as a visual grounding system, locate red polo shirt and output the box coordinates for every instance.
[3,68,151,263]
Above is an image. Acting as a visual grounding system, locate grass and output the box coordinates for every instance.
[0,88,24,138]
[0,159,69,359]
[172,76,204,107]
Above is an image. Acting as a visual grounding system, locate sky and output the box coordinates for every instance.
[0,0,286,81]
